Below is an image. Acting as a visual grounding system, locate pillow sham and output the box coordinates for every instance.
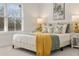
[42,26,49,33]
[62,24,67,33]
[48,24,67,34]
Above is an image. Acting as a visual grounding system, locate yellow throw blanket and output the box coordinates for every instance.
[36,32,52,56]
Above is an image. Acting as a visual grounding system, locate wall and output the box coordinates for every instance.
[23,3,40,33]
[39,3,53,23]
[69,3,79,15]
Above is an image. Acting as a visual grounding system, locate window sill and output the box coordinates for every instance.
[0,31,24,34]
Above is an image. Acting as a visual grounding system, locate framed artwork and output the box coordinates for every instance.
[53,3,65,20]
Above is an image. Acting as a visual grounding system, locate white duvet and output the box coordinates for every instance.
[13,33,70,51]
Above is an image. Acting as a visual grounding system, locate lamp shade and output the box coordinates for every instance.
[72,15,79,33]
[37,18,44,24]
[72,15,79,22]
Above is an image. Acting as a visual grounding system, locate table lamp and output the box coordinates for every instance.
[36,18,44,32]
[72,15,79,33]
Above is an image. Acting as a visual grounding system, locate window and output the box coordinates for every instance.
[7,4,22,31]
[0,4,4,31]
[0,4,22,31]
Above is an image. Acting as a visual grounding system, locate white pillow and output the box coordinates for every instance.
[48,26,54,33]
[42,26,49,33]
[62,24,67,33]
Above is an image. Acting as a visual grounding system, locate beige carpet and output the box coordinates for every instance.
[0,45,79,56]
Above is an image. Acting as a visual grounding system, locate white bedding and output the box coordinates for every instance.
[13,34,36,44]
[55,34,70,47]
[13,33,70,52]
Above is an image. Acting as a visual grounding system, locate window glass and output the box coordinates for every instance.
[7,4,21,17]
[0,4,4,31]
[7,4,22,31]
[0,4,4,16]
[0,17,4,31]
[8,17,15,31]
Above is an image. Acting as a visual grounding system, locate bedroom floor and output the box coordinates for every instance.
[0,46,79,56]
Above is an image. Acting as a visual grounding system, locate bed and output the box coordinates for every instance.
[12,22,71,55]
[13,33,70,52]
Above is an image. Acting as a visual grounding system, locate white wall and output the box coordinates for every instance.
[23,3,40,33]
[39,3,53,23]
[69,3,79,15]
[1,3,79,47]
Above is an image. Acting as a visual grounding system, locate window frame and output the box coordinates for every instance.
[3,4,24,32]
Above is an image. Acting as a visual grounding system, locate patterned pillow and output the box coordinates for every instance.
[54,25,63,34]
[62,24,67,33]
[48,23,67,34]
[42,27,49,33]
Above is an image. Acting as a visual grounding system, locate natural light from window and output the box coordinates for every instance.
[0,4,23,31]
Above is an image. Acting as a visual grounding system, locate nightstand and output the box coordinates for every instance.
[71,33,79,48]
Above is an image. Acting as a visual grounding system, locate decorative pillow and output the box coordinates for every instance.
[47,23,55,33]
[42,26,49,33]
[62,24,67,33]
[55,25,63,34]
[48,23,67,34]
[48,26,54,33]
[66,24,70,33]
